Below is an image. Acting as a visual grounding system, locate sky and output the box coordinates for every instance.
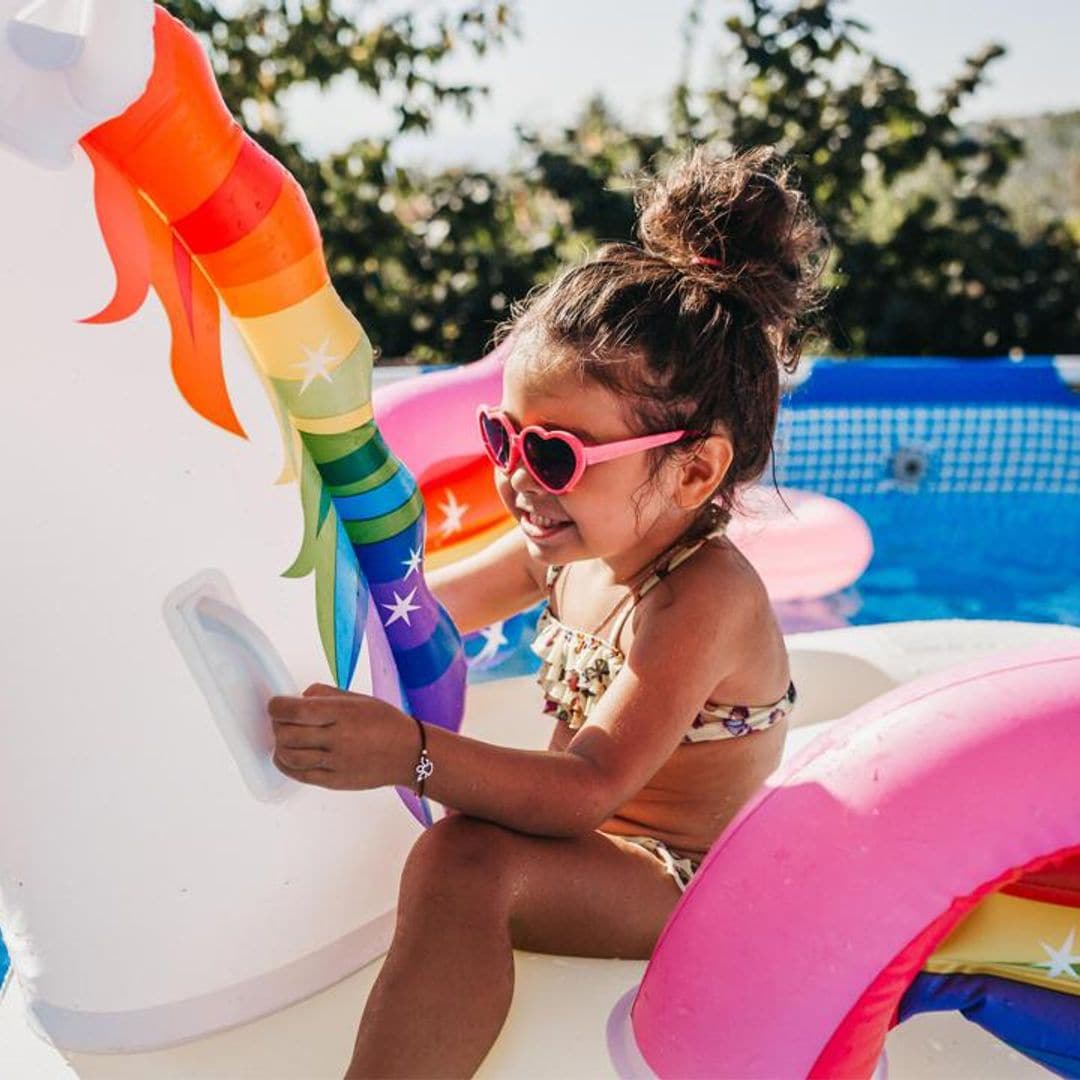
[283,0,1080,168]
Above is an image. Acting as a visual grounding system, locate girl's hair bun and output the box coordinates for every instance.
[637,145,827,331]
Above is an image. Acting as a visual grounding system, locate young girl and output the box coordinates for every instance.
[269,145,826,1078]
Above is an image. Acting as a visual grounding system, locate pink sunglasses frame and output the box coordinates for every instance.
[477,404,690,495]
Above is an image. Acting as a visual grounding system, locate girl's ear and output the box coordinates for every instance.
[677,433,734,510]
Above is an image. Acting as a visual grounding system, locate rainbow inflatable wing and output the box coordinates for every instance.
[67,6,465,824]
[902,879,1080,1075]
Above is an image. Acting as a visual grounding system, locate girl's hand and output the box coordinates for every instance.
[268,683,413,791]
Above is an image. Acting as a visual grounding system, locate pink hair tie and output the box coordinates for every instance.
[690,255,724,269]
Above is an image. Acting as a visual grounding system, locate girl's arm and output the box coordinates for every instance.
[273,687,615,837]
[272,554,759,838]
[426,524,545,635]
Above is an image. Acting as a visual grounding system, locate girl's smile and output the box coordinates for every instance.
[517,506,574,542]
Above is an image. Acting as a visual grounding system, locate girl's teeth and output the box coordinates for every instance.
[530,512,565,527]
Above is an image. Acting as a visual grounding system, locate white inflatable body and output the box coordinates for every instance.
[0,143,423,1050]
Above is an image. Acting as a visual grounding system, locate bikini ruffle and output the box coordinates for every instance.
[530,607,797,740]
[530,608,624,730]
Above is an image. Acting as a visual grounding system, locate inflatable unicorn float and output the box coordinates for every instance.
[1,3,1078,1076]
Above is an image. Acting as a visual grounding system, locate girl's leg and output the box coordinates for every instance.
[344,815,681,1079]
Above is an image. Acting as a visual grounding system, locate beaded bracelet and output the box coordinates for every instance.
[412,715,433,797]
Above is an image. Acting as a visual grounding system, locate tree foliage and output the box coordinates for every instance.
[164,0,1080,360]
[526,0,1079,356]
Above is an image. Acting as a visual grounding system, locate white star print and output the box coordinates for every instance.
[382,587,421,628]
[436,489,470,537]
[474,621,508,662]
[1038,928,1080,980]
[401,544,423,580]
[291,337,340,393]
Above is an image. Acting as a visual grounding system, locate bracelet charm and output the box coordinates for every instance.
[415,750,434,784]
[411,716,433,798]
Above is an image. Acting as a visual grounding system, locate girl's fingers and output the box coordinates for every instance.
[272,752,337,789]
[267,693,338,724]
[274,746,332,771]
[274,727,333,750]
[302,682,345,698]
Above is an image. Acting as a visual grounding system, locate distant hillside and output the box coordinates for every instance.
[996,110,1080,237]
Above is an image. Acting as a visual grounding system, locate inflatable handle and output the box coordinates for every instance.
[163,569,300,804]
[194,596,298,700]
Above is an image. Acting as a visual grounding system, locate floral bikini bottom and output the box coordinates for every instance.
[618,835,701,892]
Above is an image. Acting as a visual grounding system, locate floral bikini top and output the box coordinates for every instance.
[530,525,797,742]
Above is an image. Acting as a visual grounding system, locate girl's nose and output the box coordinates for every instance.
[508,461,541,496]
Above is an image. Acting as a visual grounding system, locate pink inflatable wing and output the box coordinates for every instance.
[373,341,507,479]
[618,641,1080,1078]
[726,486,873,602]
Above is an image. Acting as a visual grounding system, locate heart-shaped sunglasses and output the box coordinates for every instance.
[477,404,691,495]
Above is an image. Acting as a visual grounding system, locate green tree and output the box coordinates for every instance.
[517,0,1080,355]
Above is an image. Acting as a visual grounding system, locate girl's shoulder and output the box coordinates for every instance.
[649,533,770,621]
[627,535,788,700]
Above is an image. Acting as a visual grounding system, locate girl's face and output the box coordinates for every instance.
[494,347,685,568]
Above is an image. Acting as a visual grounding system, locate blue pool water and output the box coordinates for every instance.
[769,356,1079,630]
[2,358,1077,992]
[818,491,1079,627]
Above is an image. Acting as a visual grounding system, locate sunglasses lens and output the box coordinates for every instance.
[523,431,577,491]
[479,412,511,467]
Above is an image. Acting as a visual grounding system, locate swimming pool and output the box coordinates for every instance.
[801,489,1078,627]
[2,356,1076,992]
[771,356,1078,630]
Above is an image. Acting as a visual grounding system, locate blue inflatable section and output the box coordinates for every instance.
[464,604,545,681]
[900,973,1080,1078]
[791,356,1076,406]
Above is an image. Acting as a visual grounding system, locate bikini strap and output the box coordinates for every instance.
[544,564,563,593]
[608,523,727,648]
[636,525,726,600]
[607,592,640,650]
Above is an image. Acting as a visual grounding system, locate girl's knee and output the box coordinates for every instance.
[399,815,514,905]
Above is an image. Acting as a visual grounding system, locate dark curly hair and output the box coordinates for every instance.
[497,145,829,540]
